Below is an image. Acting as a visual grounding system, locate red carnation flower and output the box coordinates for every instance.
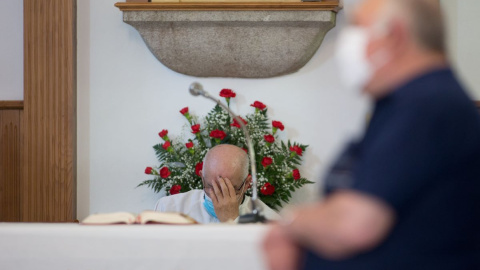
[170,185,181,195]
[292,169,301,180]
[145,167,153,174]
[261,157,273,167]
[260,183,275,196]
[210,129,227,140]
[195,162,203,177]
[158,129,168,138]
[191,124,201,134]
[220,89,236,98]
[243,148,248,154]
[160,167,171,178]
[180,107,189,115]
[272,121,285,131]
[185,141,194,149]
[290,145,303,156]
[264,134,275,144]
[231,117,248,128]
[250,101,267,110]
[162,141,171,151]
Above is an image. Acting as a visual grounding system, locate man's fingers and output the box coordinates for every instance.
[211,179,223,202]
[208,176,241,222]
[222,177,237,198]
[217,177,232,199]
[206,189,218,204]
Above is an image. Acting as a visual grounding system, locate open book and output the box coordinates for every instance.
[81,211,198,225]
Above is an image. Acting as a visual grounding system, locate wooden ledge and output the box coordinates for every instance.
[114,1,341,11]
[0,101,24,110]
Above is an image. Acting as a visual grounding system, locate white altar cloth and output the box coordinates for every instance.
[0,223,269,270]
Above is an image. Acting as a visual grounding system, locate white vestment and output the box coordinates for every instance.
[154,190,280,223]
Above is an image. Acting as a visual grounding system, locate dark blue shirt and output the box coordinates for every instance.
[305,68,480,270]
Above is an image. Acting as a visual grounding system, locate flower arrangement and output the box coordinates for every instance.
[139,89,313,210]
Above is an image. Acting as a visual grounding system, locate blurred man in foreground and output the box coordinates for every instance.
[155,144,279,223]
[263,0,480,269]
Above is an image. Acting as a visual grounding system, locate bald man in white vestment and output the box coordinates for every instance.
[154,144,279,223]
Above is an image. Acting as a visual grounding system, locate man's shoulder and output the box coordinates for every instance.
[387,68,479,130]
[155,190,204,211]
[158,190,203,202]
[401,68,470,109]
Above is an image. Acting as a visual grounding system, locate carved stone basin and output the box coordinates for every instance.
[115,2,339,78]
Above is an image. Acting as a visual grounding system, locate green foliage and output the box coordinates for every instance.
[140,92,313,210]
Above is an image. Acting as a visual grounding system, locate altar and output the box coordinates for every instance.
[0,223,269,270]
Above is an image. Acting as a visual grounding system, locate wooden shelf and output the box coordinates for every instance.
[114,1,341,11]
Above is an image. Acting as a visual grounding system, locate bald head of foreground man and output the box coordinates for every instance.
[361,0,445,94]
[263,0,480,269]
[338,0,446,97]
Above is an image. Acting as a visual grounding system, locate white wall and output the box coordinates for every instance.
[0,0,23,100]
[75,0,480,220]
[77,0,91,222]
[77,0,370,219]
[454,1,480,99]
[1,0,477,220]
[441,0,480,100]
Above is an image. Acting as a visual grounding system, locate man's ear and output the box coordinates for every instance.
[200,171,205,185]
[246,174,252,189]
[387,18,409,56]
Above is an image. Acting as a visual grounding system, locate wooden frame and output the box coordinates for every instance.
[0,108,22,221]
[22,0,77,222]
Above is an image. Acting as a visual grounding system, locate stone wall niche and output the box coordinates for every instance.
[115,2,340,78]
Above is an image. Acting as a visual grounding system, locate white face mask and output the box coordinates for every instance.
[335,23,393,93]
[334,26,373,92]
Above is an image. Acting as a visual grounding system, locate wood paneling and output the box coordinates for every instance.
[0,110,22,222]
[23,0,77,222]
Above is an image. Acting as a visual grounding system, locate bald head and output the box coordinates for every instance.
[202,144,249,188]
[349,0,447,97]
[389,0,445,53]
[355,0,445,53]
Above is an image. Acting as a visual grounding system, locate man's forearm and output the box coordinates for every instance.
[284,191,395,260]
[284,202,356,259]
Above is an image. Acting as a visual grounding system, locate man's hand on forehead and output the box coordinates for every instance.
[209,176,241,222]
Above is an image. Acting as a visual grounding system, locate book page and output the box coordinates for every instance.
[81,212,137,225]
[139,211,198,224]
